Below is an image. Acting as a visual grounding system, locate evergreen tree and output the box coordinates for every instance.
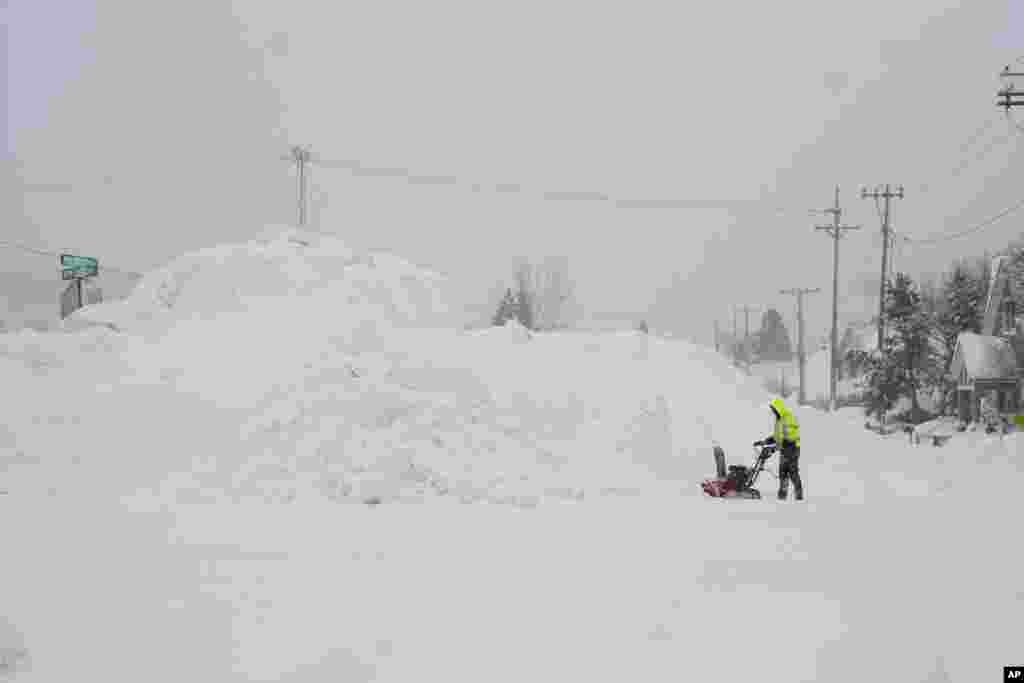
[838,325,858,355]
[1003,241,1024,323]
[856,346,902,422]
[492,288,519,327]
[755,309,793,361]
[931,262,985,413]
[837,325,859,380]
[514,274,536,331]
[944,261,984,334]
[858,274,940,421]
[888,273,940,418]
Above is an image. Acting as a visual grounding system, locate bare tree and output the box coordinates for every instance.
[515,256,577,331]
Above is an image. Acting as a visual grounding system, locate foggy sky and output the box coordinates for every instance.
[5,0,1023,341]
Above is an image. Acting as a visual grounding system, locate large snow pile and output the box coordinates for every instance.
[2,226,1020,682]
[116,319,772,508]
[5,227,770,509]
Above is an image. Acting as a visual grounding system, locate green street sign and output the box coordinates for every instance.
[60,254,98,277]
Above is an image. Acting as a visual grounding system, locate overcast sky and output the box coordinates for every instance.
[5,0,1023,340]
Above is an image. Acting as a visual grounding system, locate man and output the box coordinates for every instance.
[756,398,803,501]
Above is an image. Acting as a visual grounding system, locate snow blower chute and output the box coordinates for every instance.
[701,443,775,499]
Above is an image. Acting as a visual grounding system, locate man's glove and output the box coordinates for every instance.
[753,440,764,447]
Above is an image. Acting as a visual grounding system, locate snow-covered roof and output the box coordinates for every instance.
[949,332,1019,381]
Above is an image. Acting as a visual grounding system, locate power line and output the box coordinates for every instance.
[305,150,827,217]
[901,196,1024,246]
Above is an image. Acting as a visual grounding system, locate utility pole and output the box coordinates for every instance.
[816,187,861,412]
[734,305,761,374]
[780,287,821,405]
[998,65,1024,111]
[860,184,904,356]
[736,304,760,339]
[283,146,312,227]
[713,320,720,353]
[732,307,739,365]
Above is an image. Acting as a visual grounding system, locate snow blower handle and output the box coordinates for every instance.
[753,442,776,461]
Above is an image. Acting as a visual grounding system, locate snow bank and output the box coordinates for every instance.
[131,325,775,508]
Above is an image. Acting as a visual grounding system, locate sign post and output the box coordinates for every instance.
[58,254,99,319]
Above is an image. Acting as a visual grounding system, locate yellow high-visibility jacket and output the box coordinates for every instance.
[771,398,801,448]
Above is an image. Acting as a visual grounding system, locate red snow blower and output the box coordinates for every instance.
[701,444,775,500]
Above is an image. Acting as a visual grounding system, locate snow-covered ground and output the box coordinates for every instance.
[1,227,1020,682]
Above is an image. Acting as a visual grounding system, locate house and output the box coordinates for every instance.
[950,333,1019,420]
[949,254,1023,423]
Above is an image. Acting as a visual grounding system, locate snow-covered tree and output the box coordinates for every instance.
[893,274,942,418]
[943,261,984,335]
[858,273,940,421]
[855,346,902,422]
[1005,241,1024,316]
[755,309,793,362]
[837,325,860,380]
[515,257,576,331]
[492,288,520,327]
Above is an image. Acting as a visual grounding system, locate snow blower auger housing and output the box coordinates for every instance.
[701,444,774,499]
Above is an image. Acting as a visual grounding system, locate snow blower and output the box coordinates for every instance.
[701,443,775,499]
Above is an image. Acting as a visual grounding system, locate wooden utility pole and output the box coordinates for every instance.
[734,305,761,374]
[732,308,739,365]
[816,187,861,412]
[283,146,312,227]
[737,304,760,339]
[780,287,821,405]
[861,184,904,356]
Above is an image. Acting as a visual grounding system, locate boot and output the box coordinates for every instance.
[777,488,788,501]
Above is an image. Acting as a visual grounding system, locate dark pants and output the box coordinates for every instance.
[778,443,803,500]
